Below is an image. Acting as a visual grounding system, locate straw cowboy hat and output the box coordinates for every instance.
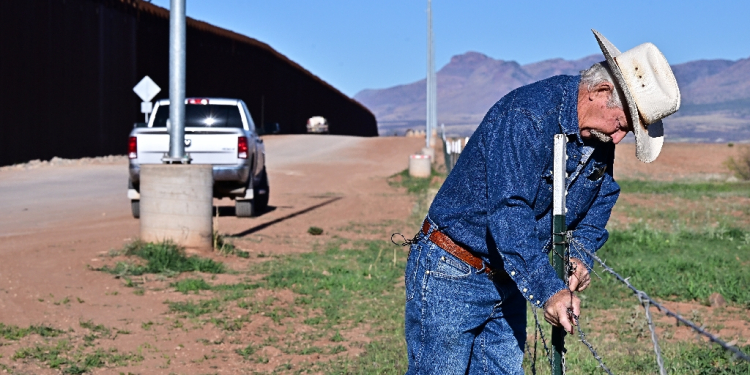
[592,29,681,163]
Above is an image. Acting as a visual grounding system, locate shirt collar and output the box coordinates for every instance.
[559,75,583,144]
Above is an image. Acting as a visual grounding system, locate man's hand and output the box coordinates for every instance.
[544,289,580,334]
[567,257,591,292]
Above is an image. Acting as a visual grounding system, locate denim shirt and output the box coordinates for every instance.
[428,75,620,307]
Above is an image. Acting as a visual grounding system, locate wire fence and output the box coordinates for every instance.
[528,231,750,374]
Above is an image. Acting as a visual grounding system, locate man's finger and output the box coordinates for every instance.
[571,296,581,322]
[558,306,573,333]
[568,274,579,291]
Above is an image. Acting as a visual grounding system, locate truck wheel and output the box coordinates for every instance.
[253,167,270,213]
[235,200,254,217]
[131,200,140,218]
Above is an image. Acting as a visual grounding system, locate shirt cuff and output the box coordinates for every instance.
[503,258,568,307]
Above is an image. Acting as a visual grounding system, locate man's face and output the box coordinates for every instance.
[578,82,631,144]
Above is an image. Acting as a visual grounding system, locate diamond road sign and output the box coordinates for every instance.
[133,76,161,102]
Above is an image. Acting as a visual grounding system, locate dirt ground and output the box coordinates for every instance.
[0,137,746,373]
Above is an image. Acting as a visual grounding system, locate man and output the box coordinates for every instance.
[404,30,681,374]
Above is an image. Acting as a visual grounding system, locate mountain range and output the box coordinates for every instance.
[354,52,750,142]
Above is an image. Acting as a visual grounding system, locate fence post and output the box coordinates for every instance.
[551,134,567,375]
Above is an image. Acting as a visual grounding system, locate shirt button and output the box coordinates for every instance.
[522,288,528,293]
[536,300,541,305]
[529,295,534,299]
[510,271,515,276]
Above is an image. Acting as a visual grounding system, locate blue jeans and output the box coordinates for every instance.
[405,218,527,375]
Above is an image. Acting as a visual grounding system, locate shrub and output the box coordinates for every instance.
[725,147,750,180]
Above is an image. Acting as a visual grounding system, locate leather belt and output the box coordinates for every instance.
[422,219,511,282]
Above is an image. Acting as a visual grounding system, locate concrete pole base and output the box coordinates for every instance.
[409,154,432,178]
[140,164,213,249]
[421,147,435,163]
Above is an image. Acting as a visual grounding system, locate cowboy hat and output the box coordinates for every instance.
[592,29,680,163]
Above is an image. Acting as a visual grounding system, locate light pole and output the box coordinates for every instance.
[425,0,436,150]
[166,0,188,162]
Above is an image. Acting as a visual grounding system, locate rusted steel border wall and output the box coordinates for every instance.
[0,0,377,166]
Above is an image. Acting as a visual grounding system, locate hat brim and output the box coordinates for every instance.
[592,29,663,163]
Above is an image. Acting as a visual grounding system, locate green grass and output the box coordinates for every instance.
[580,225,750,309]
[388,168,444,194]
[0,324,64,341]
[170,278,213,294]
[13,341,143,374]
[525,333,750,374]
[618,179,750,199]
[100,240,225,276]
[255,239,405,329]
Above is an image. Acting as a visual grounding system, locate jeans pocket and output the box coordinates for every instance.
[431,253,471,279]
[405,243,423,302]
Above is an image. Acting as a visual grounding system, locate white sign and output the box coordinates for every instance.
[141,101,153,114]
[133,76,161,102]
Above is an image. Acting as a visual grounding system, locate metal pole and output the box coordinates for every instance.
[552,134,567,375]
[425,0,434,149]
[167,0,187,161]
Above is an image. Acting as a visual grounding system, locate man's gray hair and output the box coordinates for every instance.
[580,62,623,109]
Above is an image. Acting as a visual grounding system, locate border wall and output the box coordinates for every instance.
[0,0,377,167]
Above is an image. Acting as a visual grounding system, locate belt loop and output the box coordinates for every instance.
[423,216,437,237]
[476,262,488,274]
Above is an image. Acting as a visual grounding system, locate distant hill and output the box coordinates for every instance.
[355,52,750,142]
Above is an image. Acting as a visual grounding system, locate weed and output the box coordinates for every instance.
[100,240,225,276]
[331,330,345,342]
[213,232,249,258]
[171,278,212,294]
[12,340,143,374]
[388,168,444,194]
[235,343,256,360]
[724,147,750,180]
[79,320,111,338]
[0,324,64,340]
[167,299,223,317]
[308,226,324,236]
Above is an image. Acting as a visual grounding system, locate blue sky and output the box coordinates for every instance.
[150,0,750,97]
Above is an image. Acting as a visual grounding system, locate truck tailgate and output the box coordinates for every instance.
[136,130,241,165]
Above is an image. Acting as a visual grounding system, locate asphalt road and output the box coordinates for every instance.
[0,164,130,238]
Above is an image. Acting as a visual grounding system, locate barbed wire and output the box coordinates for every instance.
[569,237,750,364]
[638,294,666,375]
[572,313,614,375]
[531,305,554,373]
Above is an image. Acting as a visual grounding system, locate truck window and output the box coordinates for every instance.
[151,104,244,128]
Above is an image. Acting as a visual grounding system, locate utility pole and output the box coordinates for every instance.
[140,0,213,250]
[166,0,188,162]
[425,0,436,150]
[552,134,567,375]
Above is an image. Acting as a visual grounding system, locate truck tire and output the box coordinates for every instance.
[235,200,254,217]
[253,167,270,213]
[131,200,140,218]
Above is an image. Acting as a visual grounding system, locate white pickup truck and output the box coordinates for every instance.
[127,98,268,218]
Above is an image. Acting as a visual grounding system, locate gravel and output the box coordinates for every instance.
[0,155,127,172]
